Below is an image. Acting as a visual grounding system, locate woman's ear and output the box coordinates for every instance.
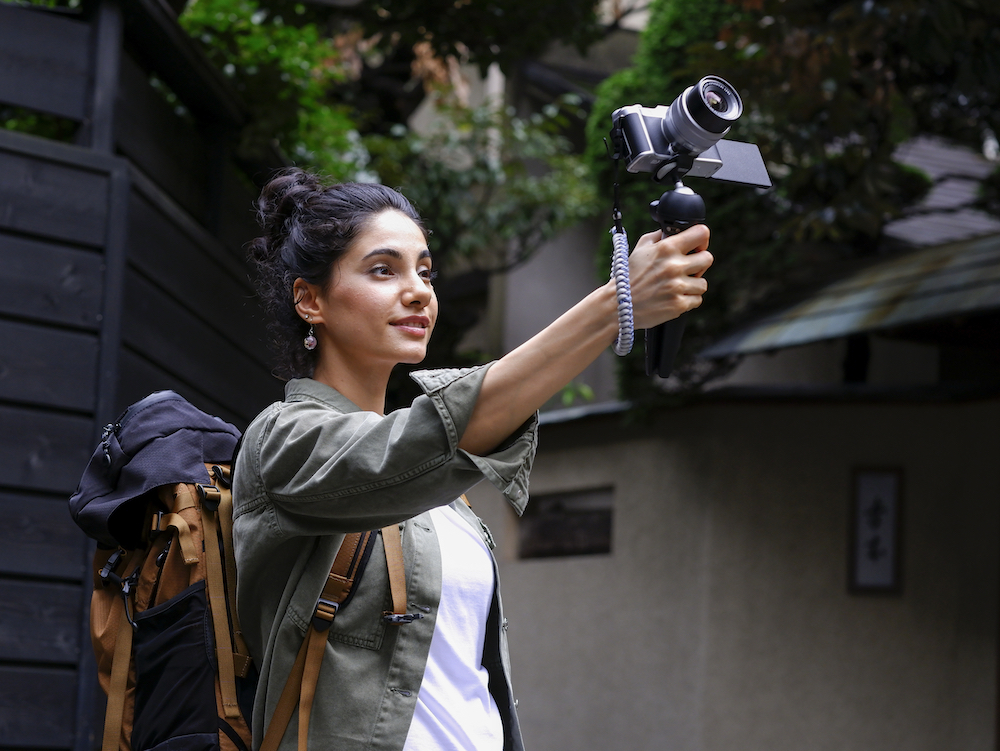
[293,278,323,324]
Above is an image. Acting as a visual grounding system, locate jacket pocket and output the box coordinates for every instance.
[289,532,392,651]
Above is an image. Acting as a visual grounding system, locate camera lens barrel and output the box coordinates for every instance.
[661,75,743,155]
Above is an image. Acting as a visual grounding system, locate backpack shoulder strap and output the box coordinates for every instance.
[259,529,380,751]
[196,472,244,720]
[262,495,471,751]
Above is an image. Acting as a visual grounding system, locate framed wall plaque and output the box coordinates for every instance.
[849,468,903,594]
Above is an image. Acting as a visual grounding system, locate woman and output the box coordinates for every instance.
[232,168,712,751]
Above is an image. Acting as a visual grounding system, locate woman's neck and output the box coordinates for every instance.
[311,359,390,415]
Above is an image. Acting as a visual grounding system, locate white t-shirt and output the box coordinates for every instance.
[402,504,504,751]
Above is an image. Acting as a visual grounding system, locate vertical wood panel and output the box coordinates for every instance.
[87,0,123,154]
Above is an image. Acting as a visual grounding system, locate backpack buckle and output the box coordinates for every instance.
[99,548,125,586]
[196,483,222,512]
[312,598,340,631]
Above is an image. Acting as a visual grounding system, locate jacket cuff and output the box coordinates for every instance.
[411,364,538,515]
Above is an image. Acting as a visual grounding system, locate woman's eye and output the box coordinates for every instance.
[371,265,393,277]
[421,269,438,282]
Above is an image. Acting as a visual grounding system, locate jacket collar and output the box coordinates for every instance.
[284,378,363,414]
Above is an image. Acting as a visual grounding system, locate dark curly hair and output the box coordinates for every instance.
[248,168,426,379]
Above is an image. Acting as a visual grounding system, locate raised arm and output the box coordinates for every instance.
[458,224,712,455]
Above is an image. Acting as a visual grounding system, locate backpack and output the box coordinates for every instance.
[70,391,414,751]
[70,391,253,751]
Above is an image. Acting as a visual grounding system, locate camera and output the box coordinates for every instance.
[610,76,770,188]
[606,75,770,379]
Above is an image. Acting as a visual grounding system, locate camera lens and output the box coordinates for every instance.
[686,76,742,133]
[659,75,743,157]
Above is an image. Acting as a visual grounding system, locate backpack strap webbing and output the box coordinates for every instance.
[100,547,146,751]
[197,481,243,720]
[382,523,407,617]
[261,494,473,751]
[214,467,253,677]
[259,528,380,751]
[102,598,134,751]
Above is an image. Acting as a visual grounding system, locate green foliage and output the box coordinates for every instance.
[1,106,78,142]
[679,0,994,334]
[178,0,602,401]
[560,380,595,408]
[367,97,598,277]
[335,0,604,77]
[180,0,363,179]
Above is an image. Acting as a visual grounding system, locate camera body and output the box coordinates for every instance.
[610,75,769,188]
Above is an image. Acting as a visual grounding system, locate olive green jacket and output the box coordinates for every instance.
[232,365,537,751]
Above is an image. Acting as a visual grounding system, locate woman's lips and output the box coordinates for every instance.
[391,316,430,335]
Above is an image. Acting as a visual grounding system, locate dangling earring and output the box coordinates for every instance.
[303,324,317,351]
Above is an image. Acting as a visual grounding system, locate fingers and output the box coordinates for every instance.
[628,224,713,329]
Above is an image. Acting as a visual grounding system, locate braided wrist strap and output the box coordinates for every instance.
[610,225,634,356]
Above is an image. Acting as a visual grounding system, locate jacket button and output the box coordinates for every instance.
[502,618,509,630]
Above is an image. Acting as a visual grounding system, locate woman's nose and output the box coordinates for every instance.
[403,272,433,307]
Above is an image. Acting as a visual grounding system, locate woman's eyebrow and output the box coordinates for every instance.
[361,248,432,261]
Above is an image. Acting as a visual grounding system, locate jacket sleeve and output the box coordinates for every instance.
[250,364,536,536]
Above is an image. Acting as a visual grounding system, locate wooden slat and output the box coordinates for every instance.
[0,492,87,580]
[0,4,90,120]
[127,160,253,281]
[121,271,279,424]
[217,160,264,260]
[0,147,109,247]
[87,0,124,154]
[117,348,252,430]
[0,579,82,664]
[127,189,271,364]
[0,233,103,329]
[116,53,209,221]
[0,320,98,411]
[0,405,94,495]
[0,665,77,747]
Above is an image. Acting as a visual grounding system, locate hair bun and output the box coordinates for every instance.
[255,167,322,239]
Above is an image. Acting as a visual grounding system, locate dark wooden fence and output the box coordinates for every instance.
[0,2,284,748]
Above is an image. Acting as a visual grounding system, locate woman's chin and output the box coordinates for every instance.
[396,348,429,366]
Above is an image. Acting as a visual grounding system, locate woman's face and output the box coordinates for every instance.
[302,209,438,375]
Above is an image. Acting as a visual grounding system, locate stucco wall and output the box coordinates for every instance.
[468,397,1000,751]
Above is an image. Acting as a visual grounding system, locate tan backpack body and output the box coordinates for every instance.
[90,465,253,751]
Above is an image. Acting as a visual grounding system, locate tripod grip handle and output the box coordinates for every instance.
[645,318,687,377]
[645,185,705,378]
